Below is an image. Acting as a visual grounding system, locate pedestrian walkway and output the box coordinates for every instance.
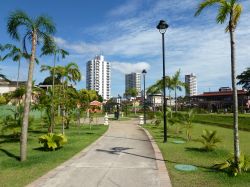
[27,119,171,187]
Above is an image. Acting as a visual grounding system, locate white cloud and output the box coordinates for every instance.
[112,62,150,74]
[108,0,140,17]
[52,0,250,95]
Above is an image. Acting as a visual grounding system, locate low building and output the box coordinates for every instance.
[191,87,250,112]
[0,76,26,95]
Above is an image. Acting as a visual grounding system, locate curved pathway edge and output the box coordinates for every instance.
[140,125,172,187]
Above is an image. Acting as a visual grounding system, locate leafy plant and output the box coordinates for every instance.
[212,154,250,176]
[179,109,196,141]
[0,95,7,105]
[196,129,221,151]
[39,133,67,150]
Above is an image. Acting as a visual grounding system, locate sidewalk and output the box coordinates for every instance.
[27,119,171,187]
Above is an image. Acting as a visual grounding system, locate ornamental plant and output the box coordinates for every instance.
[39,133,67,151]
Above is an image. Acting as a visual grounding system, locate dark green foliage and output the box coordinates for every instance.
[40,76,61,85]
[196,129,221,151]
[213,154,250,176]
[237,67,250,93]
[38,133,67,150]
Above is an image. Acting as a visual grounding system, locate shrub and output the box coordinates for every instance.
[39,133,67,150]
[196,129,221,151]
[212,154,250,176]
[0,95,7,105]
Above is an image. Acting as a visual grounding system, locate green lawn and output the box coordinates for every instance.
[145,123,250,187]
[0,105,43,119]
[0,122,108,187]
[194,113,250,131]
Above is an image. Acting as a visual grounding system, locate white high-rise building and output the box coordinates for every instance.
[125,72,141,97]
[86,55,111,100]
[185,73,197,96]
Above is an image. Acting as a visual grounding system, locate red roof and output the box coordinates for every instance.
[90,100,102,106]
[195,90,247,97]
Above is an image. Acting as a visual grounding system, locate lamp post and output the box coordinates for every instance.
[142,69,147,125]
[157,20,169,143]
[116,94,121,120]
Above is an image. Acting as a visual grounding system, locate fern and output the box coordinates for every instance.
[196,129,221,151]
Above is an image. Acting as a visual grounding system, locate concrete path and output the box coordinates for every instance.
[27,119,171,187]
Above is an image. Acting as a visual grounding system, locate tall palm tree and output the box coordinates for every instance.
[40,39,69,132]
[7,10,56,161]
[172,69,185,112]
[195,0,242,171]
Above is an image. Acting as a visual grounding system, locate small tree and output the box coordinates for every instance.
[125,88,138,115]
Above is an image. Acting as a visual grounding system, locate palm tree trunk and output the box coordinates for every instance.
[20,32,37,161]
[14,60,21,119]
[229,21,240,171]
[16,60,20,88]
[175,87,177,112]
[62,79,65,135]
[50,53,56,133]
[169,90,171,107]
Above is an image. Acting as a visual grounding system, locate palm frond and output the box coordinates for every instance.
[216,1,230,24]
[7,10,32,41]
[35,15,56,34]
[232,3,242,28]
[195,0,224,16]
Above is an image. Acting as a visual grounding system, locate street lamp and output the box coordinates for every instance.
[142,69,147,125]
[157,20,169,143]
[116,94,121,120]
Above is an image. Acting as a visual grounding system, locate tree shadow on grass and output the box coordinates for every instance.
[0,148,20,161]
[185,147,207,153]
[28,130,47,134]
[0,134,19,144]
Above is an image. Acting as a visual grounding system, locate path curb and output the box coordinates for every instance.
[26,124,111,187]
[140,125,172,187]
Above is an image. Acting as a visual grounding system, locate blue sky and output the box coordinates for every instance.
[0,0,250,97]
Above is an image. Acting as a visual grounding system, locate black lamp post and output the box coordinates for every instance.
[142,69,147,125]
[116,94,121,120]
[157,20,169,143]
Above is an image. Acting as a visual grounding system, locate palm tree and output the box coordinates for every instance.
[171,69,186,112]
[7,10,56,161]
[54,62,81,134]
[1,44,30,89]
[195,0,242,171]
[40,40,69,132]
[147,76,173,111]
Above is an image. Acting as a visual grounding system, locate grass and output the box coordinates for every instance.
[0,105,43,119]
[194,113,250,131]
[145,123,250,187]
[0,121,108,187]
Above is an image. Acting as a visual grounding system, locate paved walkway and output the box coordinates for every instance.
[27,119,171,187]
